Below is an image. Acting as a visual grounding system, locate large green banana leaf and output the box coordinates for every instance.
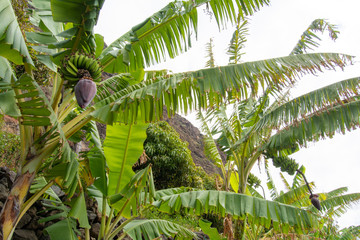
[122,219,197,240]
[254,77,360,133]
[0,0,34,66]
[263,99,360,151]
[100,0,270,73]
[93,53,351,125]
[103,121,148,197]
[154,190,318,234]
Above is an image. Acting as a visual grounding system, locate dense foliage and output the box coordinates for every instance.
[139,121,215,190]
[1,0,360,239]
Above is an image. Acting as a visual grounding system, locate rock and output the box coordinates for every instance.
[26,216,43,230]
[195,231,210,239]
[16,213,32,229]
[13,229,38,240]
[87,210,97,223]
[162,109,225,176]
[38,232,50,240]
[90,222,101,238]
[28,206,37,217]
[50,185,65,198]
[0,176,8,186]
[2,115,19,134]
[0,167,15,188]
[9,170,16,183]
[0,183,9,201]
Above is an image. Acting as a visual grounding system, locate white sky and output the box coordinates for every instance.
[95,0,360,229]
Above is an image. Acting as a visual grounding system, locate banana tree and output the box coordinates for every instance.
[197,17,359,195]
[257,166,360,239]
[0,0,355,239]
[46,118,323,240]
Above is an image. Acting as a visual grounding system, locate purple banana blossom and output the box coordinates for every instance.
[74,78,97,108]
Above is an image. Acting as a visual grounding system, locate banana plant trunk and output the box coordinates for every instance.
[0,171,36,240]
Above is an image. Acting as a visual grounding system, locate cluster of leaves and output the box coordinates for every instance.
[140,121,216,190]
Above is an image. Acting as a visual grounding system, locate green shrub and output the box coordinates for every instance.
[139,121,216,190]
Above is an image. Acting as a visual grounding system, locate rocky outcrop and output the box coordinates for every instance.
[162,110,224,176]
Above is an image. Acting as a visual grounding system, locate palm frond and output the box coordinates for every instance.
[205,38,216,68]
[279,172,291,191]
[263,98,360,151]
[100,0,270,73]
[326,187,349,198]
[338,225,360,240]
[228,18,249,64]
[291,19,339,55]
[154,190,318,233]
[122,219,197,240]
[265,162,279,199]
[254,77,360,134]
[196,110,225,173]
[321,193,360,217]
[13,74,54,126]
[100,0,199,73]
[209,0,269,26]
[93,53,352,124]
[0,57,20,116]
[274,183,314,205]
[95,74,133,102]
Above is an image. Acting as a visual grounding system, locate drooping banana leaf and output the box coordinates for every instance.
[154,190,318,234]
[0,0,34,66]
[100,0,270,73]
[122,219,197,240]
[290,19,339,55]
[93,53,352,125]
[253,77,360,134]
[262,99,360,151]
[100,0,199,73]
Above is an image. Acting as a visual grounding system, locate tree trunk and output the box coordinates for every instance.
[0,171,35,240]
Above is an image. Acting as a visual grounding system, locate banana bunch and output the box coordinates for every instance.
[61,52,102,87]
[272,156,299,175]
[247,173,261,187]
[60,52,101,108]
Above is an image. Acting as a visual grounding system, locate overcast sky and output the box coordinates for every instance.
[94,0,360,228]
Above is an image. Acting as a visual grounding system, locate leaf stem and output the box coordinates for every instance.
[108,216,137,240]
[98,195,107,240]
